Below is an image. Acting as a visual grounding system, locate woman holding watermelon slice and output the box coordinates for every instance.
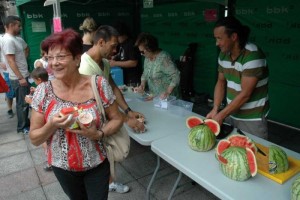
[28,29,123,200]
[206,16,270,139]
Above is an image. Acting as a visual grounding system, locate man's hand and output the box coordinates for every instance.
[19,78,28,86]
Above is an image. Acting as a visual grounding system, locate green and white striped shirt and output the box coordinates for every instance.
[218,43,270,121]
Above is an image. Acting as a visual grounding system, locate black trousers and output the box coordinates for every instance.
[52,159,110,200]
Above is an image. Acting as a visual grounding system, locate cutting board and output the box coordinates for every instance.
[256,143,300,184]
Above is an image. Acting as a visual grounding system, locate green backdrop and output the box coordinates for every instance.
[140,1,221,97]
[235,0,300,128]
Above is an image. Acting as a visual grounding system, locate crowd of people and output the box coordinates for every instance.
[0,15,270,200]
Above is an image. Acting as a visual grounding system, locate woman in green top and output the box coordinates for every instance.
[135,33,180,100]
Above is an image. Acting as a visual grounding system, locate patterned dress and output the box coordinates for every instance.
[31,76,116,171]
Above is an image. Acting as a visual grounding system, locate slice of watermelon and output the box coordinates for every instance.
[216,139,231,155]
[246,147,257,177]
[186,116,203,128]
[228,134,257,154]
[204,119,220,136]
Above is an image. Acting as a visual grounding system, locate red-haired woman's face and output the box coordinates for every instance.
[47,46,80,80]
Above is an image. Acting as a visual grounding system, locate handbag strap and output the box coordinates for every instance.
[91,75,107,121]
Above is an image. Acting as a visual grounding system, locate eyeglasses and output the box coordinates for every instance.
[139,50,145,55]
[47,54,72,62]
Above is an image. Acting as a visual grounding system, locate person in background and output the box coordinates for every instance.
[79,17,98,53]
[109,21,142,86]
[24,67,51,171]
[0,33,15,118]
[1,16,30,134]
[79,25,145,194]
[135,32,180,100]
[33,43,55,81]
[29,29,123,200]
[206,16,270,139]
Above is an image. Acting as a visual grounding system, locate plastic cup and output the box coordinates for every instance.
[78,112,93,128]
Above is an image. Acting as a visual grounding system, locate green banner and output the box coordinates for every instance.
[235,0,300,128]
[141,2,221,96]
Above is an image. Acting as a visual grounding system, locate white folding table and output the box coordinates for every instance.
[151,130,300,200]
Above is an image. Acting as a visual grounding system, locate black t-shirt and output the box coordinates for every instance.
[114,38,142,85]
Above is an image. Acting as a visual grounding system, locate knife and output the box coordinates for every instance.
[237,129,267,156]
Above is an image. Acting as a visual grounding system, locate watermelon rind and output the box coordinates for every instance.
[204,119,220,136]
[219,147,253,181]
[216,139,231,156]
[227,134,257,154]
[186,116,203,129]
[269,145,289,174]
[246,148,257,177]
[291,176,300,200]
[188,124,216,152]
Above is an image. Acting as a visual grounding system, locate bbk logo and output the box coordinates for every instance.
[77,13,90,17]
[266,6,289,14]
[27,13,43,19]
[235,8,255,15]
[255,22,272,29]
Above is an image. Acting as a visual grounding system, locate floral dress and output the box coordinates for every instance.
[141,51,180,97]
[31,76,115,171]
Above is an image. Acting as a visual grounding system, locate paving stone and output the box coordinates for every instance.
[43,182,69,200]
[0,168,40,198]
[2,187,46,200]
[0,152,34,177]
[0,140,27,159]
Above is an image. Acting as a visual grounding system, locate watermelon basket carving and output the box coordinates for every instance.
[216,134,258,181]
[186,116,220,152]
[291,175,300,200]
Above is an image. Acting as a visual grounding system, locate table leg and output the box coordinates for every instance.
[146,155,160,200]
[167,171,182,200]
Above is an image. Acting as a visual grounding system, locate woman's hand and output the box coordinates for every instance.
[72,120,100,140]
[50,113,76,129]
[160,91,170,100]
[136,83,145,93]
[125,115,146,133]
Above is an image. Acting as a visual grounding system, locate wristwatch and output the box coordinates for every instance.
[124,107,132,115]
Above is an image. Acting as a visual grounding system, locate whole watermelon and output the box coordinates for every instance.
[269,145,289,174]
[188,124,216,152]
[291,176,300,200]
[219,147,254,181]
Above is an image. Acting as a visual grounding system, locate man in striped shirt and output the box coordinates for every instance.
[206,16,270,139]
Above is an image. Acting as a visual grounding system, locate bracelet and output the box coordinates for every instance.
[124,107,132,115]
[98,130,105,140]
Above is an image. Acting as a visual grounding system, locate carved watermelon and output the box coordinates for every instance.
[219,147,257,181]
[291,176,300,200]
[204,119,220,136]
[269,145,289,174]
[186,116,203,128]
[188,124,216,152]
[227,134,257,154]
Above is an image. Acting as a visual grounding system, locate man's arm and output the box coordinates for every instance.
[109,59,138,68]
[108,73,130,112]
[214,76,258,124]
[206,72,226,119]
[6,54,28,86]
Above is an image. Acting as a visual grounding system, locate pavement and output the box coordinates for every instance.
[0,93,220,200]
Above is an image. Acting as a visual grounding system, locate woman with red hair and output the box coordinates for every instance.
[29,29,123,200]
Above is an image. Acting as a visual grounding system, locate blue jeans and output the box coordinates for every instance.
[52,159,110,200]
[10,78,30,131]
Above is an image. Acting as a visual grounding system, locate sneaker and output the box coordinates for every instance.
[7,109,14,118]
[43,162,52,171]
[109,182,130,193]
[23,127,30,135]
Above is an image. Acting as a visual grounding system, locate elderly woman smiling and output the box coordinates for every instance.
[29,29,123,200]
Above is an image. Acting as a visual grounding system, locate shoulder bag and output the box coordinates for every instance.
[91,75,130,179]
[0,73,9,93]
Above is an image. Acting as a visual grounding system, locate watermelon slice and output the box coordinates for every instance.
[216,139,231,155]
[186,116,203,128]
[228,134,257,154]
[204,119,220,136]
[60,106,79,117]
[246,147,257,177]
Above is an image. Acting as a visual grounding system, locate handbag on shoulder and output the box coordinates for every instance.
[91,75,130,179]
[0,73,9,93]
